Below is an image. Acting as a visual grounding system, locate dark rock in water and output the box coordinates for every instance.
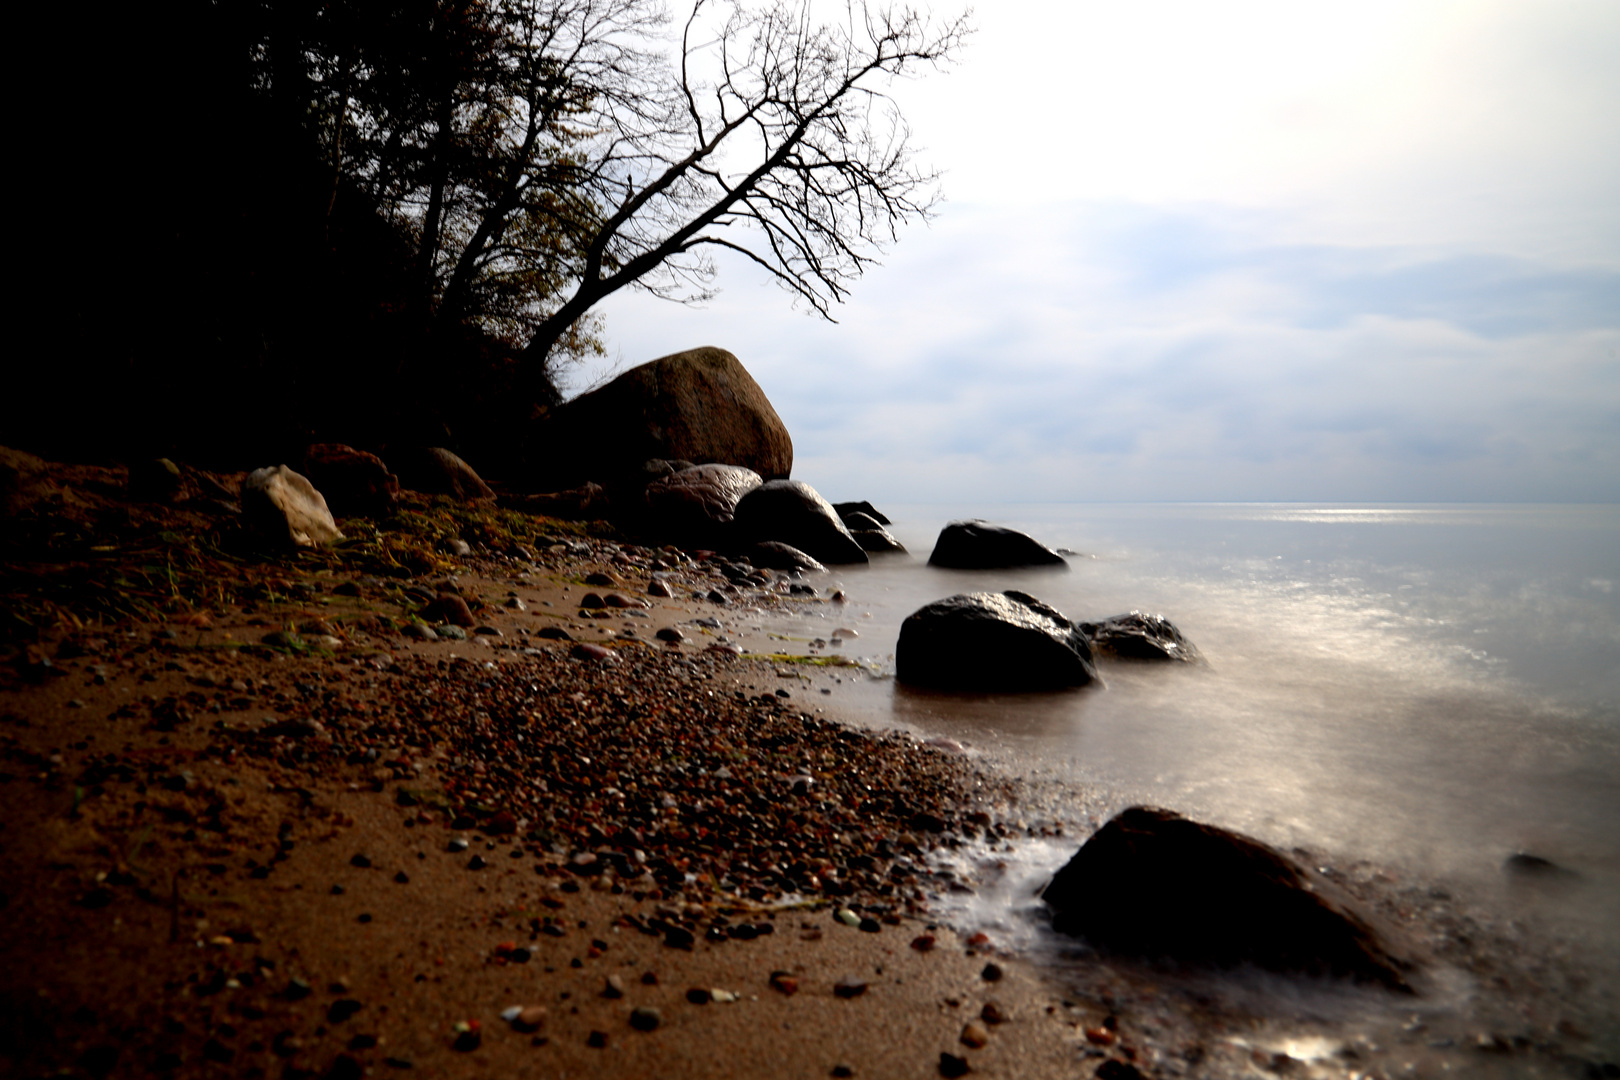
[734,480,867,565]
[896,591,1097,690]
[928,520,1067,570]
[1041,806,1411,990]
[393,447,495,503]
[834,500,891,526]
[747,541,825,573]
[498,483,608,521]
[301,444,400,518]
[1079,611,1200,662]
[852,525,906,554]
[642,464,762,548]
[1503,852,1575,878]
[527,347,792,488]
[840,511,884,532]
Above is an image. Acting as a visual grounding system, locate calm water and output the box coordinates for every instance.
[755,503,1620,966]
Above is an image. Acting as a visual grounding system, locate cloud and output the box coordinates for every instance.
[576,198,1618,504]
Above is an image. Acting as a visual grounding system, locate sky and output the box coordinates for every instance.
[567,0,1620,504]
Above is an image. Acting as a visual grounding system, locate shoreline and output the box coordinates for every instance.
[3,461,1615,1078]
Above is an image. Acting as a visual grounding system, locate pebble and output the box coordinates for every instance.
[980,1002,1009,1025]
[686,987,712,1004]
[910,935,936,952]
[648,580,674,598]
[570,643,616,662]
[604,593,646,609]
[585,572,617,587]
[536,625,573,641]
[959,1022,989,1048]
[447,838,469,852]
[707,590,729,604]
[603,974,625,999]
[980,963,1004,982]
[511,1005,547,1032]
[656,627,685,642]
[579,593,606,609]
[769,972,799,996]
[938,1052,970,1077]
[505,597,528,611]
[402,623,438,641]
[835,909,861,927]
[437,624,468,640]
[833,976,868,999]
[629,1007,661,1032]
[474,626,502,637]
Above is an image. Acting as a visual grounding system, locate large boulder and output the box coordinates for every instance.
[733,480,867,565]
[1079,612,1200,662]
[300,444,400,518]
[928,520,1067,570]
[896,591,1097,690]
[642,464,762,548]
[393,447,495,503]
[241,466,344,549]
[1042,807,1411,990]
[529,347,792,489]
[498,483,609,521]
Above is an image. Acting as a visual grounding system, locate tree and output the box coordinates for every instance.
[512,0,971,398]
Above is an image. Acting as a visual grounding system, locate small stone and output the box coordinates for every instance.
[685,987,711,1004]
[447,838,469,852]
[402,623,438,641]
[393,871,409,884]
[960,1022,989,1049]
[769,972,799,996]
[570,643,616,662]
[656,627,685,643]
[437,624,468,640]
[328,999,363,1023]
[603,974,625,999]
[537,625,573,641]
[506,1005,546,1032]
[833,976,868,999]
[467,855,487,870]
[910,935,936,952]
[585,572,617,587]
[604,593,646,609]
[504,597,528,611]
[858,918,881,934]
[1084,1027,1116,1046]
[629,1007,661,1032]
[350,854,372,868]
[474,626,502,637]
[579,592,607,609]
[980,963,1003,982]
[710,989,738,1003]
[832,1068,854,1078]
[834,909,860,927]
[938,1052,970,1077]
[586,1030,608,1048]
[648,580,674,598]
[707,589,729,605]
[980,1002,1009,1025]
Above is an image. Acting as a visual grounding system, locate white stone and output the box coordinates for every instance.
[242,466,343,548]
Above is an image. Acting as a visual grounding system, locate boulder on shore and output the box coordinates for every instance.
[393,447,495,503]
[896,591,1097,690]
[300,443,400,518]
[927,520,1067,570]
[1042,807,1411,990]
[642,464,762,548]
[733,480,867,565]
[1079,611,1200,662]
[746,541,826,573]
[241,466,344,549]
[498,483,609,521]
[528,347,792,489]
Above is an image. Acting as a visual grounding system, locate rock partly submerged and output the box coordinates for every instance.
[927,520,1067,570]
[1080,611,1201,662]
[1042,806,1412,991]
[896,591,1098,691]
[642,464,762,548]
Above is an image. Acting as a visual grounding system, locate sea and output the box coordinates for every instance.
[746,503,1620,1073]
